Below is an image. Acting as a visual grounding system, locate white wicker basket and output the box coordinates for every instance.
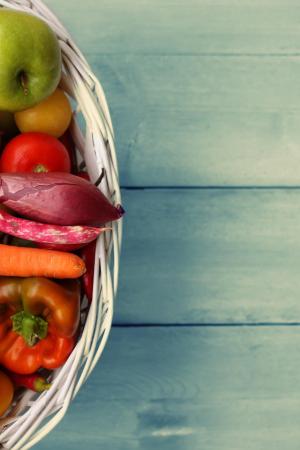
[0,1,122,448]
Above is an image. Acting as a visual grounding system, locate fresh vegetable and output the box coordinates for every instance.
[0,132,71,173]
[81,240,96,304]
[0,172,124,226]
[15,89,72,138]
[0,370,14,416]
[6,371,51,392]
[0,316,75,374]
[0,208,107,248]
[13,278,80,339]
[0,277,80,374]
[0,244,85,278]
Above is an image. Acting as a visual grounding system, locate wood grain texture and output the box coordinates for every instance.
[38,326,300,450]
[89,55,300,186]
[117,188,300,324]
[16,2,300,450]
[46,1,300,187]
[45,0,300,55]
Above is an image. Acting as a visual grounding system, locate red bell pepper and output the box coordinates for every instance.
[0,277,80,374]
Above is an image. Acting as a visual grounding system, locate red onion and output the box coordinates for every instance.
[0,172,124,226]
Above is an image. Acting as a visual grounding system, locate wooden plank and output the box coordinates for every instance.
[116,188,300,324]
[44,1,300,186]
[38,326,300,450]
[90,55,300,112]
[45,0,300,55]
[84,55,300,186]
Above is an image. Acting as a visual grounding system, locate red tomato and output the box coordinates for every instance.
[0,132,71,173]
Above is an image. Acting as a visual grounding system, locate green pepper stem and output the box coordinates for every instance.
[11,311,48,347]
[34,378,51,392]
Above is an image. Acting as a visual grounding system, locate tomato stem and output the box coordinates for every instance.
[33,164,48,173]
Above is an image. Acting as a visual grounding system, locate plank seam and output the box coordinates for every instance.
[121,186,300,190]
[113,323,300,327]
[86,52,300,57]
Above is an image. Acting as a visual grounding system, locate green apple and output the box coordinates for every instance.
[0,9,61,112]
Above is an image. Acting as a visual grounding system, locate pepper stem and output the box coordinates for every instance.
[11,311,48,347]
[34,377,51,393]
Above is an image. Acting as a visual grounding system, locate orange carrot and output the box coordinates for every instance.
[0,244,85,279]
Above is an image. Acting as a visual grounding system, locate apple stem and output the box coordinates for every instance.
[20,71,29,96]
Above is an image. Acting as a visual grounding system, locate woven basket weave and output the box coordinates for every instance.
[0,0,122,448]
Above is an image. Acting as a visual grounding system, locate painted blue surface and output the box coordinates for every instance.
[36,1,300,448]
[39,327,300,450]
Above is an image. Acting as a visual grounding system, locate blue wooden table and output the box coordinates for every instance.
[39,1,300,448]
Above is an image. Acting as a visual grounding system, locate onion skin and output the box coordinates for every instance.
[0,172,124,226]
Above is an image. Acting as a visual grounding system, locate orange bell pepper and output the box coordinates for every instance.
[0,277,80,374]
